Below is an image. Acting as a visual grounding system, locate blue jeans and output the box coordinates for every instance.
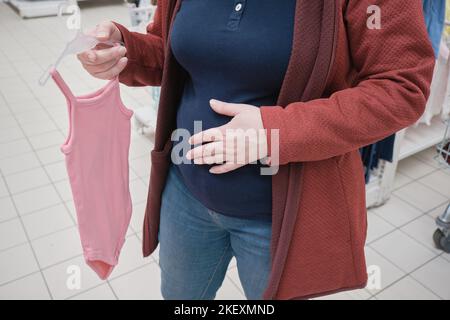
[158,165,272,300]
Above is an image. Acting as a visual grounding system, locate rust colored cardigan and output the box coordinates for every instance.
[114,0,434,299]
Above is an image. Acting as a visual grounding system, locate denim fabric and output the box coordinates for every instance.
[158,165,272,300]
[423,0,446,57]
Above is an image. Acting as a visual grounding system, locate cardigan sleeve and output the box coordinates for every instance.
[113,5,164,87]
[260,0,435,164]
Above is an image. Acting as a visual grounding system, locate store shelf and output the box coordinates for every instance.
[7,0,72,18]
[399,117,447,160]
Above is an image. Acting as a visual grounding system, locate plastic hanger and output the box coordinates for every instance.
[38,30,124,86]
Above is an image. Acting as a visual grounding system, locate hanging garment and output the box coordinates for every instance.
[418,40,450,125]
[360,135,396,184]
[51,69,134,280]
[423,0,446,58]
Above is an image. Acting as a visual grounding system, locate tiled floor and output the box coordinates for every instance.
[0,1,449,300]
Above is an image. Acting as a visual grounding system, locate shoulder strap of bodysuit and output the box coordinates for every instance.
[50,68,75,101]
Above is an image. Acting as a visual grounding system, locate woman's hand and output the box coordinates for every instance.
[186,99,269,174]
[77,21,128,80]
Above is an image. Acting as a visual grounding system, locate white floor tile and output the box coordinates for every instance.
[29,130,64,150]
[397,157,436,179]
[0,218,27,251]
[0,178,7,198]
[15,108,50,125]
[130,202,146,234]
[42,255,103,300]
[54,179,72,201]
[216,278,246,300]
[0,63,17,79]
[371,230,436,273]
[22,204,74,240]
[365,247,406,295]
[44,161,68,182]
[0,272,50,300]
[0,152,40,175]
[130,155,151,177]
[21,119,58,137]
[0,196,17,222]
[0,243,39,285]
[129,137,152,160]
[226,266,244,294]
[5,167,51,194]
[376,276,440,300]
[401,215,442,253]
[129,179,148,204]
[428,203,449,220]
[418,170,450,198]
[110,262,162,300]
[13,185,61,215]
[32,226,82,268]
[35,145,64,165]
[9,99,43,114]
[411,257,450,300]
[394,181,448,212]
[109,235,150,280]
[0,139,32,160]
[0,105,10,117]
[414,148,441,169]
[0,114,19,129]
[393,172,413,190]
[3,91,36,105]
[372,196,423,228]
[366,211,395,244]
[0,126,24,144]
[129,167,138,181]
[65,200,76,221]
[37,96,66,110]
[70,284,116,300]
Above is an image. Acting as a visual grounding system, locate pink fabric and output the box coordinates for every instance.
[51,69,134,280]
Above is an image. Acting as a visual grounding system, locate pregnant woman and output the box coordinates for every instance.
[78,0,434,300]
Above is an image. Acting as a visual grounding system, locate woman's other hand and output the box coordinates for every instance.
[77,21,128,80]
[186,99,269,174]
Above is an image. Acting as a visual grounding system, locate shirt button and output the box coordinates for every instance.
[235,3,243,11]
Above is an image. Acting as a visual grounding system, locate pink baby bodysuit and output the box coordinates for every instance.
[51,69,134,280]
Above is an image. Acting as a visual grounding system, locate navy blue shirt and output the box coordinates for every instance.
[171,0,295,220]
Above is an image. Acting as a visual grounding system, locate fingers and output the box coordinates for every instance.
[209,162,244,174]
[187,141,224,163]
[95,23,113,42]
[189,127,224,145]
[78,45,126,66]
[77,21,125,79]
[209,99,255,117]
[194,153,225,165]
[77,43,127,79]
[91,57,128,80]
[92,21,123,43]
[80,53,121,74]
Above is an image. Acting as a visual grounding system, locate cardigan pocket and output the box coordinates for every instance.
[150,139,173,165]
[149,139,173,208]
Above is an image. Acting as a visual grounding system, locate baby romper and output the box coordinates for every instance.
[51,69,134,280]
